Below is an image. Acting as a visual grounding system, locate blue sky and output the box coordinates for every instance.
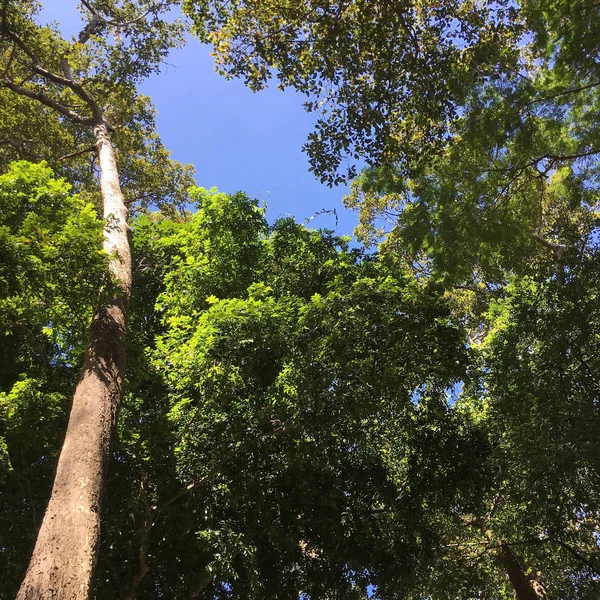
[39,2,357,235]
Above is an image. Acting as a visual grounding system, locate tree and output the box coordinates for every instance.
[0,178,486,598]
[186,0,599,281]
[409,240,600,600]
[185,0,521,184]
[3,2,600,598]
[337,5,600,593]
[340,0,600,286]
[0,1,187,595]
[0,161,107,593]
[184,2,599,598]
[86,188,480,598]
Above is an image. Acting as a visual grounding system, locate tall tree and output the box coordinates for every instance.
[0,161,108,594]
[0,1,185,595]
[93,189,479,598]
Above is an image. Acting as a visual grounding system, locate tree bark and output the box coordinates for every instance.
[17,122,131,600]
[499,541,549,600]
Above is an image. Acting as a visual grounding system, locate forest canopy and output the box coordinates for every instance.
[0,1,599,599]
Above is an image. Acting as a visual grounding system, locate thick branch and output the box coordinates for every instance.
[78,12,101,44]
[1,25,41,64]
[499,541,548,600]
[1,0,8,30]
[486,149,600,176]
[190,574,214,598]
[0,137,33,147]
[60,55,74,80]
[30,62,100,116]
[1,41,16,76]
[1,25,102,118]
[15,471,39,532]
[81,0,171,28]
[3,79,93,124]
[534,234,565,255]
[530,80,600,105]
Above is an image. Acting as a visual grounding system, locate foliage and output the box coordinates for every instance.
[89,188,486,598]
[418,251,600,600]
[1,2,600,599]
[0,161,106,383]
[0,0,195,212]
[0,161,107,591]
[186,0,522,184]
[341,0,600,291]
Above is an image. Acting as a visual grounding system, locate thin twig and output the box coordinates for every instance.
[551,537,600,576]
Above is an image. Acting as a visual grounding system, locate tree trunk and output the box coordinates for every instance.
[17,122,131,600]
[499,541,549,600]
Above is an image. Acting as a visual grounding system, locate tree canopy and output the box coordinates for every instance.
[1,1,600,599]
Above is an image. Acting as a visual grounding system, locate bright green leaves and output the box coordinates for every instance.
[327,0,600,305]
[0,159,106,404]
[0,378,67,475]
[156,187,267,319]
[94,188,478,598]
[0,161,108,592]
[0,161,106,379]
[346,115,599,293]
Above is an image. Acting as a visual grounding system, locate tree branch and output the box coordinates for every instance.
[1,23,102,119]
[124,475,153,600]
[58,144,97,161]
[551,537,600,576]
[1,40,16,77]
[534,234,566,286]
[485,149,600,176]
[530,80,600,105]
[60,55,74,80]
[77,11,102,45]
[189,574,214,598]
[81,0,172,28]
[3,79,93,124]
[1,0,8,31]
[534,234,565,255]
[0,137,33,148]
[15,472,39,532]
[29,62,100,116]
[123,422,294,597]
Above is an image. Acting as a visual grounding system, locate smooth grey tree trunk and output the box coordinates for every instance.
[17,122,131,599]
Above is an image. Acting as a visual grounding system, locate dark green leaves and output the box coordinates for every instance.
[186,0,520,184]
